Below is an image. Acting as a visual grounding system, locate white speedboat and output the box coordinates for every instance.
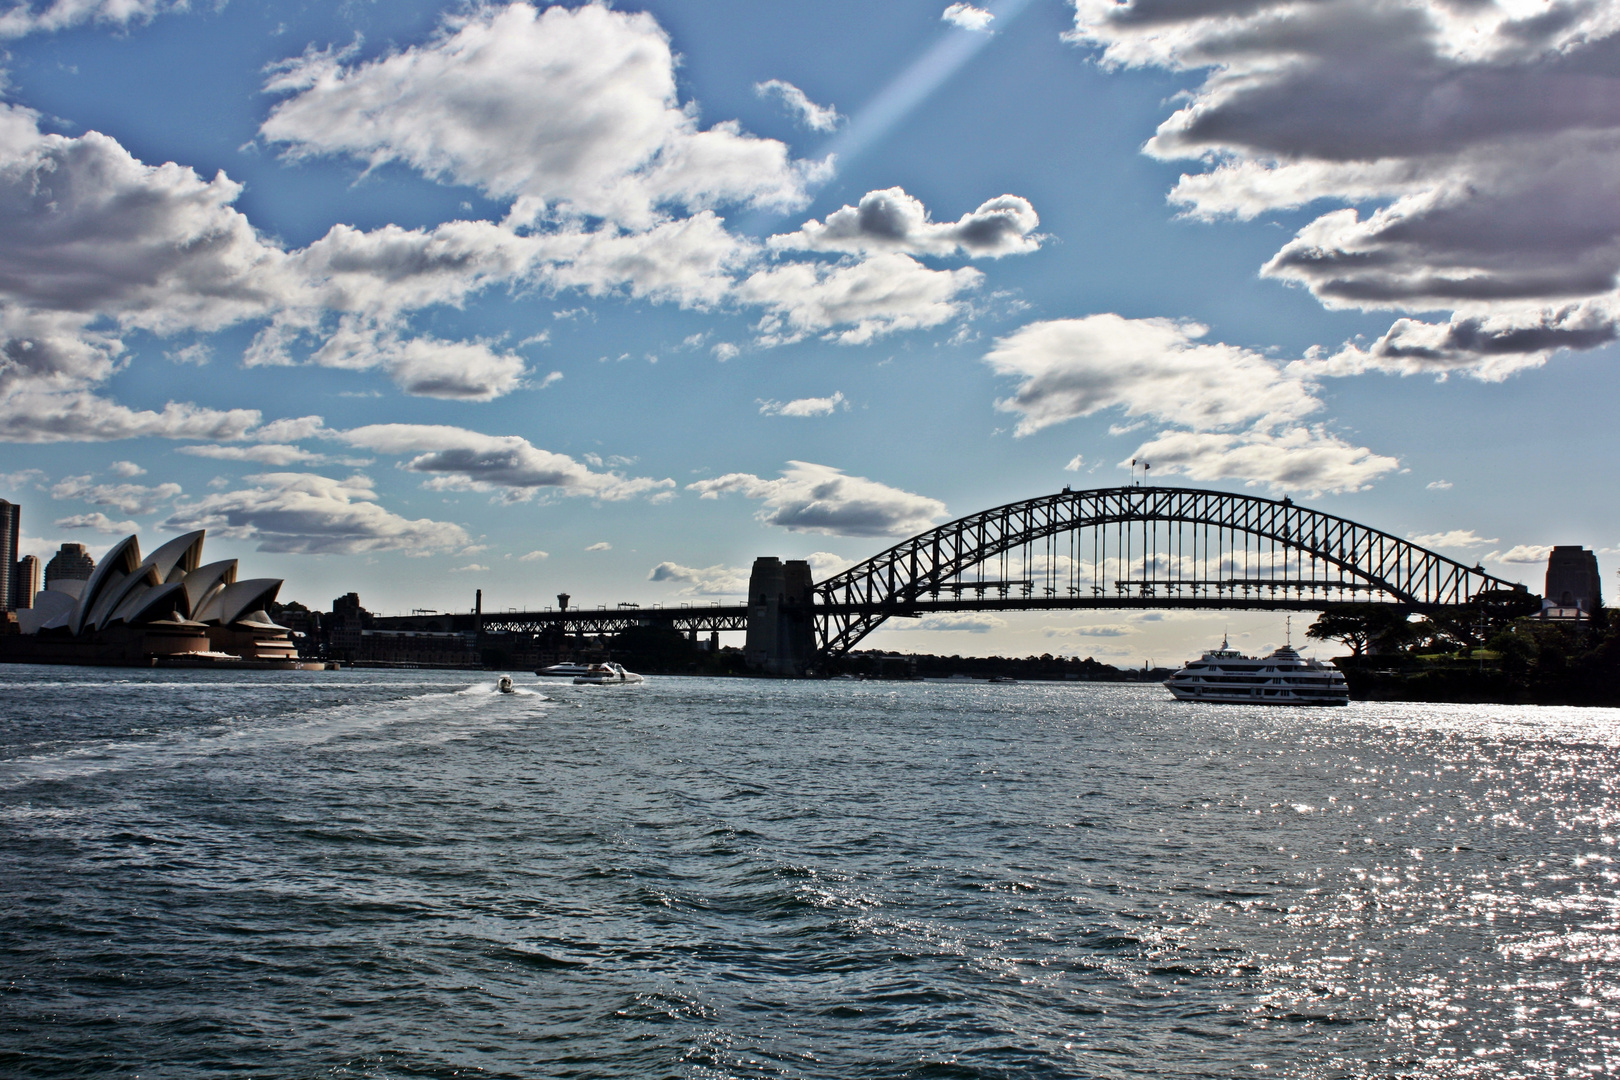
[573,662,644,685]
[537,662,593,677]
[496,675,515,694]
[1164,636,1348,706]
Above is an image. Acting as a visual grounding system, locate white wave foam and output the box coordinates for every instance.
[0,680,553,788]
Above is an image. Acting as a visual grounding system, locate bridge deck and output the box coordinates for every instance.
[372,592,1460,639]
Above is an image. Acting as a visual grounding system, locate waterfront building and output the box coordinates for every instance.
[1539,546,1602,621]
[0,500,17,611]
[12,556,40,611]
[327,592,371,659]
[44,543,95,588]
[2,529,308,668]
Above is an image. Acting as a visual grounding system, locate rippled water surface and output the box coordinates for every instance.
[2,667,1618,1078]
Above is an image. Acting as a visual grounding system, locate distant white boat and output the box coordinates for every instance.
[1164,636,1348,706]
[537,662,593,677]
[573,662,644,685]
[496,675,515,694]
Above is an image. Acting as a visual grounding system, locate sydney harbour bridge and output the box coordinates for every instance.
[376,485,1534,674]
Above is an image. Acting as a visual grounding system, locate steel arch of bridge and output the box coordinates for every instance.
[813,486,1528,656]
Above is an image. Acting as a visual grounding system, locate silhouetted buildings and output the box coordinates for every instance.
[1540,546,1603,621]
[328,591,370,656]
[45,543,95,588]
[1,502,45,614]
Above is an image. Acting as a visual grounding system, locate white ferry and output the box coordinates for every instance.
[1164,635,1348,706]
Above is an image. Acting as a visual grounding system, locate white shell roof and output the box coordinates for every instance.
[141,530,205,584]
[193,578,283,627]
[183,559,239,615]
[69,535,140,636]
[27,530,283,638]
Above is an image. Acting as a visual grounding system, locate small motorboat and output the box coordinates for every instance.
[573,662,644,685]
[496,675,515,694]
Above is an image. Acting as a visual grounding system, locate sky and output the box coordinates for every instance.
[3,0,1619,666]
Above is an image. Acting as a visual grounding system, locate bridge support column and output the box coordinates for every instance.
[745,557,815,676]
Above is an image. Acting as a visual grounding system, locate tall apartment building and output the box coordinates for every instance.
[12,555,40,610]
[0,500,18,611]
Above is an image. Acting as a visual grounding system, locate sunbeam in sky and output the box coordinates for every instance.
[739,0,1038,236]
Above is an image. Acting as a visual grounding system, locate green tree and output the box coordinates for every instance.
[1306,605,1414,656]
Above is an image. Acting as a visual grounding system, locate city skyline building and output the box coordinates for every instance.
[13,556,40,612]
[0,500,17,612]
[44,544,95,589]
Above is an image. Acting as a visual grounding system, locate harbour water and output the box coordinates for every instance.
[2,667,1617,1078]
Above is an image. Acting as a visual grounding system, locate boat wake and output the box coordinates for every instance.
[0,680,552,789]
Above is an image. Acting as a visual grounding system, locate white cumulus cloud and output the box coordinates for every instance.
[50,475,182,516]
[177,444,331,467]
[770,188,1039,259]
[754,79,842,133]
[986,313,1398,494]
[896,612,1007,633]
[758,392,846,417]
[53,512,139,534]
[261,3,822,229]
[1487,544,1553,565]
[1043,623,1134,638]
[688,461,945,537]
[1124,426,1399,495]
[740,253,981,347]
[987,314,1320,436]
[942,3,995,32]
[338,423,674,503]
[1410,529,1497,550]
[161,472,469,555]
[0,0,185,39]
[648,561,750,596]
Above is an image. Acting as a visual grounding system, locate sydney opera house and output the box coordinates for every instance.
[4,530,312,668]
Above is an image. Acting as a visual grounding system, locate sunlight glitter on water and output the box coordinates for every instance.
[2,672,1618,1077]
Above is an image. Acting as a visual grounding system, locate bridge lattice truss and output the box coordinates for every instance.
[814,486,1527,657]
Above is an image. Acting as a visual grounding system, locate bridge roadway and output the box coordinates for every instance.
[371,586,1452,639]
[372,605,750,637]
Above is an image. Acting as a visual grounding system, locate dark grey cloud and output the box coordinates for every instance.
[1072,0,1620,372]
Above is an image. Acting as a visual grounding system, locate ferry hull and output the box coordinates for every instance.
[1165,682,1348,706]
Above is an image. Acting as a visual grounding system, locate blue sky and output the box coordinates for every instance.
[3,0,1619,664]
